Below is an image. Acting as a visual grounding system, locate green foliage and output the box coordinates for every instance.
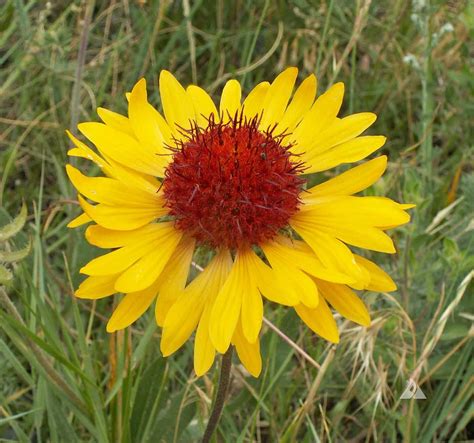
[0,0,473,442]
[0,204,29,284]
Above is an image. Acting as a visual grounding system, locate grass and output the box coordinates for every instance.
[0,0,473,441]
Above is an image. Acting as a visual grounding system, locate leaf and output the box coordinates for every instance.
[0,337,34,384]
[0,264,13,284]
[146,387,197,443]
[0,409,39,426]
[0,203,27,242]
[397,401,420,441]
[0,1,14,32]
[130,356,167,443]
[0,237,31,262]
[44,385,78,442]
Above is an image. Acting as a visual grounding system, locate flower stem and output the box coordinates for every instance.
[201,346,234,443]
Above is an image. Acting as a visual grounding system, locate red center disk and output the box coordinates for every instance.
[163,115,305,250]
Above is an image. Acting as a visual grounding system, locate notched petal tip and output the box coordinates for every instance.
[130,77,147,98]
[79,265,89,275]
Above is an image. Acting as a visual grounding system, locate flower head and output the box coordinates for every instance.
[163,114,305,249]
[67,68,412,377]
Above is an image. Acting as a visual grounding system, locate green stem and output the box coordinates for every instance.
[201,346,234,443]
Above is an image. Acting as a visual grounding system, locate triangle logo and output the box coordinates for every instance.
[400,378,427,400]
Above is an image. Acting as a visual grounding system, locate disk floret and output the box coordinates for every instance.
[163,114,305,249]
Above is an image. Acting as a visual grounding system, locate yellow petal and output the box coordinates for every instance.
[311,222,396,253]
[354,255,397,292]
[209,249,249,353]
[241,278,263,343]
[66,130,114,177]
[305,113,377,159]
[106,284,158,332]
[67,212,91,228]
[219,79,241,121]
[78,122,165,177]
[290,217,362,281]
[305,156,387,200]
[78,195,167,231]
[232,317,262,377]
[85,224,166,249]
[294,297,339,343]
[155,236,196,326]
[161,250,232,356]
[97,107,134,137]
[128,78,170,168]
[302,196,411,228]
[262,242,319,308]
[209,249,266,344]
[161,285,205,356]
[104,158,162,194]
[245,248,299,306]
[276,73,317,134]
[66,165,161,207]
[242,81,269,120]
[75,274,118,299]
[305,136,387,174]
[159,70,195,134]
[292,82,344,153]
[270,236,355,284]
[260,67,298,130]
[187,85,219,128]
[80,227,165,276]
[316,279,370,326]
[194,303,216,376]
[114,224,182,293]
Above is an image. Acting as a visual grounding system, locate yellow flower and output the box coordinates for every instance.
[67,68,412,377]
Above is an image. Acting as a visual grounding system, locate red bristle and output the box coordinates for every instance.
[163,113,305,250]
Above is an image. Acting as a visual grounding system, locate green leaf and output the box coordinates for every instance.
[0,237,31,262]
[130,356,167,443]
[44,385,78,442]
[0,264,12,284]
[0,409,39,426]
[0,337,33,385]
[146,387,197,443]
[0,203,27,242]
[0,1,14,32]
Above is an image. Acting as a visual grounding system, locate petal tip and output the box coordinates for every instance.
[334,82,345,93]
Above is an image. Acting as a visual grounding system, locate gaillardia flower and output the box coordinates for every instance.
[67,68,412,377]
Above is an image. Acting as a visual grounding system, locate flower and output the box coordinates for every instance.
[67,68,412,377]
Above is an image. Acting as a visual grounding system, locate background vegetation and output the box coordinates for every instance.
[0,0,473,441]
